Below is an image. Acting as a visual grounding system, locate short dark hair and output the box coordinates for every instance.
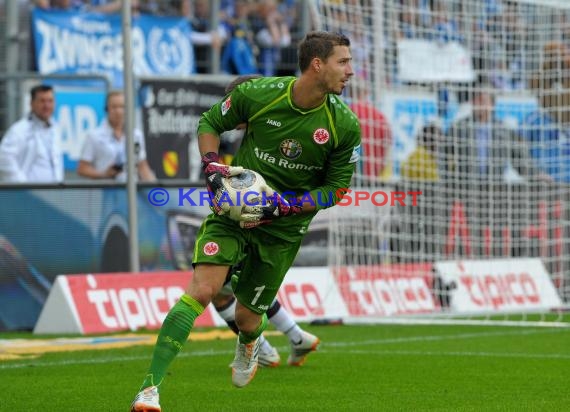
[298,31,351,73]
[30,84,53,100]
[225,74,262,94]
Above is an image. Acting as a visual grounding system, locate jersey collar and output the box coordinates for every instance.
[287,80,326,114]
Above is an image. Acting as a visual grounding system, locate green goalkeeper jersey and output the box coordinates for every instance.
[198,76,361,240]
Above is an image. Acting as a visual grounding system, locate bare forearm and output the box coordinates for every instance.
[198,133,221,156]
[137,161,156,182]
[77,161,115,179]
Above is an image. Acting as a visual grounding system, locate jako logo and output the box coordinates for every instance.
[266,118,281,127]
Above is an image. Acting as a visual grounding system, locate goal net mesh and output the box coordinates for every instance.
[313,0,570,323]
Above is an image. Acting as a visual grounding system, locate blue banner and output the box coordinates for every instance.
[53,88,107,171]
[31,9,195,88]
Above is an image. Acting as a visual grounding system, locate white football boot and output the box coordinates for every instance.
[231,337,261,388]
[130,386,161,412]
[258,344,281,368]
[288,331,320,366]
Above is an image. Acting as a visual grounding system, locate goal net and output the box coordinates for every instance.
[313,0,570,325]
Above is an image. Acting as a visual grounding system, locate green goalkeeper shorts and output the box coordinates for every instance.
[192,214,302,314]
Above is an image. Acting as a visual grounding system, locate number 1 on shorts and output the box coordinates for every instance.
[251,285,265,306]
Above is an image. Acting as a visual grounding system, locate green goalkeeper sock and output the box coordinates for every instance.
[141,294,204,390]
[238,314,268,344]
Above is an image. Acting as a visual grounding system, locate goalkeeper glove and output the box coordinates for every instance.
[239,192,302,229]
[201,152,243,215]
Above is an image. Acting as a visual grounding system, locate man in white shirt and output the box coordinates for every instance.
[78,91,156,182]
[0,84,64,183]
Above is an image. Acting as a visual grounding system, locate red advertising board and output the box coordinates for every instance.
[333,263,438,316]
[35,271,219,334]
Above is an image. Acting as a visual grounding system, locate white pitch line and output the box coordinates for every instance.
[325,327,569,347]
[318,349,570,360]
[1,328,568,370]
[0,349,232,370]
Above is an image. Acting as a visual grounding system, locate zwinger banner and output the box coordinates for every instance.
[31,9,195,88]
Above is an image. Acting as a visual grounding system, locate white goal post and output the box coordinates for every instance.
[312,0,570,325]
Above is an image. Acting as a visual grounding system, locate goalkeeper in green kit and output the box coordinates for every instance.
[130,31,361,411]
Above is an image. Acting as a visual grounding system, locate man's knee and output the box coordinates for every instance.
[186,264,229,306]
[212,293,234,310]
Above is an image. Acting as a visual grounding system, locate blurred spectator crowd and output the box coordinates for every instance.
[3,0,570,185]
[328,0,570,185]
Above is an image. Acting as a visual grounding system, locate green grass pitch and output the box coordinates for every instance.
[2,321,570,411]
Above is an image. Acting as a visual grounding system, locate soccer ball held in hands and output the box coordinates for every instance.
[221,169,273,221]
